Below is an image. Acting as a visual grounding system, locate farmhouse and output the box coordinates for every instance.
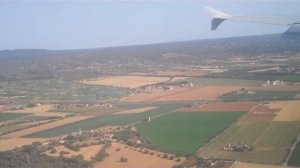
[222,143,253,152]
[263,80,286,87]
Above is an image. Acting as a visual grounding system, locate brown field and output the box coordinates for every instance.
[81,76,171,88]
[13,104,52,113]
[7,104,69,117]
[179,102,257,112]
[94,142,183,168]
[0,138,47,151]
[3,116,91,138]
[114,107,157,114]
[0,105,14,112]
[122,86,241,102]
[252,104,280,114]
[238,113,276,126]
[232,161,290,168]
[46,144,103,160]
[168,77,187,82]
[272,101,300,121]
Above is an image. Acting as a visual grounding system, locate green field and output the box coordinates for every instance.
[136,111,245,155]
[288,141,300,167]
[220,90,299,101]
[245,74,300,83]
[199,122,270,157]
[0,113,31,122]
[26,103,183,138]
[282,75,300,82]
[186,77,263,87]
[199,121,300,164]
[254,122,300,148]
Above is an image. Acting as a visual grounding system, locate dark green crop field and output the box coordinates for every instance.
[136,111,245,155]
[288,141,300,167]
[0,112,31,122]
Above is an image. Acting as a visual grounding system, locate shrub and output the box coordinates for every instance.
[119,157,128,162]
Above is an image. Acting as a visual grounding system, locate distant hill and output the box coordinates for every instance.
[0,34,300,81]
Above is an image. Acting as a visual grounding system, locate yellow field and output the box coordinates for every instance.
[114,107,157,114]
[14,104,52,113]
[3,116,91,138]
[8,104,68,117]
[233,161,291,168]
[46,144,103,160]
[271,101,300,121]
[81,76,171,88]
[0,138,47,151]
[94,142,183,168]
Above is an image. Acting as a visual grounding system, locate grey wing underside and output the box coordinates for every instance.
[205,6,300,34]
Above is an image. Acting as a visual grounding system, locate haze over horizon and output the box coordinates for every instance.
[1,0,300,50]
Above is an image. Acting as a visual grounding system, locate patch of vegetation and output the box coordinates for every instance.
[91,141,111,162]
[0,144,92,168]
[0,79,128,103]
[136,112,245,155]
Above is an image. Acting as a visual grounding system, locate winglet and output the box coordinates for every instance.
[205,6,230,30]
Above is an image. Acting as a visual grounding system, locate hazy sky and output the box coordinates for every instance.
[1,0,300,50]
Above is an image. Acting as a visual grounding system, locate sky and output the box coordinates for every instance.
[1,0,300,50]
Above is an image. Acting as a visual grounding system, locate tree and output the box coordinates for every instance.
[119,157,128,162]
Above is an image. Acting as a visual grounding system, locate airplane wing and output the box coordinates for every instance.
[205,6,300,35]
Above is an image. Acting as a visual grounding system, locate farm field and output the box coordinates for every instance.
[0,112,31,122]
[288,141,300,167]
[199,121,300,164]
[198,122,270,157]
[4,115,91,138]
[186,77,264,87]
[13,104,53,113]
[94,142,183,168]
[81,76,171,88]
[122,86,241,102]
[136,112,245,155]
[220,90,299,101]
[233,161,289,168]
[254,121,300,148]
[7,105,72,117]
[155,70,209,77]
[252,84,300,91]
[114,107,157,114]
[244,74,300,83]
[27,104,182,138]
[238,113,275,125]
[179,101,257,112]
[272,101,300,121]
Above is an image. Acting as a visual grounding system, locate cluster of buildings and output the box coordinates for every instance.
[263,80,286,87]
[143,81,194,91]
[222,143,253,152]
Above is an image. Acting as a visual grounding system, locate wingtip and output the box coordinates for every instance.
[204,6,229,19]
